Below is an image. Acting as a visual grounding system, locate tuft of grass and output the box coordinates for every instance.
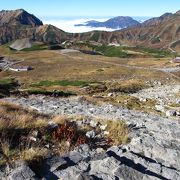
[25,89,76,97]
[1,141,15,159]
[136,46,175,58]
[107,79,146,94]
[106,120,128,145]
[115,95,156,112]
[168,103,180,108]
[52,116,67,125]
[91,45,130,58]
[20,148,48,162]
[22,44,48,51]
[0,101,48,130]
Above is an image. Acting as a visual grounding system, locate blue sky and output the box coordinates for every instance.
[1,0,180,17]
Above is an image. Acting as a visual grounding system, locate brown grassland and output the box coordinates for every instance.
[0,45,176,92]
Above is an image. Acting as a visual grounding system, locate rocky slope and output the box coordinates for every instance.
[0,9,71,45]
[2,82,180,179]
[75,16,140,29]
[0,23,70,45]
[142,13,173,26]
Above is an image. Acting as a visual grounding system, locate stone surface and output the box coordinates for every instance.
[46,155,67,172]
[7,161,36,180]
[2,89,180,179]
[86,130,96,138]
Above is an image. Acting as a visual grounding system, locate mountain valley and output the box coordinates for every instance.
[0,8,180,180]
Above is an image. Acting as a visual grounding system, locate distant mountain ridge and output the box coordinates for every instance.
[73,10,180,52]
[75,16,140,29]
[1,9,180,52]
[142,13,173,26]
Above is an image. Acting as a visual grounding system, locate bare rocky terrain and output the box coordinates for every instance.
[1,82,180,180]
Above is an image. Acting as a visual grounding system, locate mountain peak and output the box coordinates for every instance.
[0,9,43,27]
[75,16,140,29]
[175,10,180,15]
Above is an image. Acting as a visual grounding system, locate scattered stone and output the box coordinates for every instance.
[31,130,38,137]
[48,121,58,129]
[166,110,177,117]
[92,95,103,98]
[139,98,147,102]
[89,108,95,114]
[176,111,180,116]
[100,124,107,130]
[89,120,97,128]
[108,93,113,97]
[155,105,165,112]
[86,130,96,138]
[29,136,37,142]
[103,131,109,135]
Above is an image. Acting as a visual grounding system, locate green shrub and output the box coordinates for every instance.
[91,45,130,58]
[23,44,48,51]
[0,79,18,97]
[32,80,90,87]
[26,89,76,97]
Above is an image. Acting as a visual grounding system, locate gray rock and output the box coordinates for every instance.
[155,105,165,112]
[8,161,36,180]
[107,146,123,156]
[166,110,177,117]
[100,124,107,130]
[89,157,120,178]
[86,130,96,138]
[108,93,113,97]
[114,164,144,180]
[67,151,84,164]
[48,121,58,129]
[89,120,98,128]
[161,166,180,180]
[46,155,67,172]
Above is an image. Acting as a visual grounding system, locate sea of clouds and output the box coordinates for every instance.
[42,16,150,33]
[42,17,118,33]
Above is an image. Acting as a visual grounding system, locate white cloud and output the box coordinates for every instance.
[43,18,117,33]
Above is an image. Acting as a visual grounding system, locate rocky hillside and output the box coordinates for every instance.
[0,9,71,45]
[75,16,140,29]
[142,13,173,26]
[0,24,70,44]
